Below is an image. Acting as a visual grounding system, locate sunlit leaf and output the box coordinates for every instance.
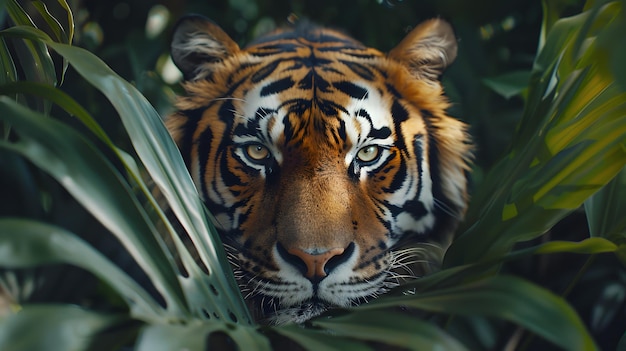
[446,1,626,266]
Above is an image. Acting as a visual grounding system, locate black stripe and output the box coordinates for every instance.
[232,122,257,138]
[333,81,369,99]
[420,109,446,211]
[282,98,312,116]
[370,127,391,140]
[355,108,392,140]
[317,43,367,51]
[385,83,402,98]
[391,100,409,153]
[251,60,281,83]
[339,60,376,80]
[413,134,424,201]
[318,98,348,116]
[197,125,213,200]
[382,156,407,193]
[260,77,295,97]
[339,52,378,59]
[177,108,203,168]
[338,119,347,144]
[222,149,247,187]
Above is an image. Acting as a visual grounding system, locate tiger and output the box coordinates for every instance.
[167,15,472,325]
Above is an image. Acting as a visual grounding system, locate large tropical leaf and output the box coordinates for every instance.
[395,237,617,294]
[135,322,270,351]
[353,275,597,350]
[0,97,187,318]
[311,310,468,351]
[0,305,133,351]
[46,34,252,325]
[0,218,165,321]
[1,23,251,324]
[446,1,626,266]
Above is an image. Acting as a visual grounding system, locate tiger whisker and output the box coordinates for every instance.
[434,197,462,220]
[207,97,247,104]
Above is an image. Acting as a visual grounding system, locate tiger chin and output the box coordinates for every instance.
[166,15,472,325]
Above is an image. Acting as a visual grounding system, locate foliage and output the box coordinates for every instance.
[1,0,625,350]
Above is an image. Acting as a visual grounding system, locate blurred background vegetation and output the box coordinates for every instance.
[2,0,625,350]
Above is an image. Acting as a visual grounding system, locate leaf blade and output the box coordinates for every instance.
[0,218,166,321]
[0,97,188,318]
[362,275,597,351]
[0,305,133,351]
[44,40,252,325]
[312,310,468,351]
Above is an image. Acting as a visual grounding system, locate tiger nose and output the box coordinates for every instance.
[278,243,355,281]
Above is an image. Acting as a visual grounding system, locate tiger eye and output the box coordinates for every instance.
[356,145,380,163]
[246,144,270,161]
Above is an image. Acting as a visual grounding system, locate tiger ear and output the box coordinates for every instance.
[389,19,457,81]
[171,15,240,80]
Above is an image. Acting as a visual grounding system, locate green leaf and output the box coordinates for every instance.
[136,322,271,351]
[312,310,468,351]
[56,0,74,44]
[482,70,531,99]
[0,32,250,324]
[618,330,626,351]
[585,166,626,240]
[360,275,598,351]
[0,218,166,321]
[30,0,72,83]
[0,305,134,351]
[446,1,626,266]
[0,80,181,271]
[272,325,374,351]
[44,40,252,325]
[4,1,57,106]
[0,97,188,318]
[399,237,616,294]
[0,0,6,23]
[30,1,68,43]
[0,81,110,142]
[526,237,617,255]
[0,38,17,86]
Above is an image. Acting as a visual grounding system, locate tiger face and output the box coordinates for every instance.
[168,16,472,324]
